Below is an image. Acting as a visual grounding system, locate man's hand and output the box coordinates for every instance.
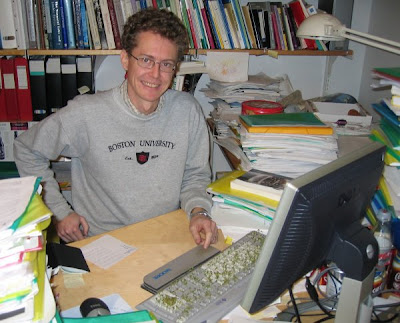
[189,212,218,249]
[54,212,89,243]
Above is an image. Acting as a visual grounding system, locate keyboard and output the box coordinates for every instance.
[136,230,266,323]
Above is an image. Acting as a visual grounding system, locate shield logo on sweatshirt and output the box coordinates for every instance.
[136,151,149,164]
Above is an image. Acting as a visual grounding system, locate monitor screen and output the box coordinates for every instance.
[241,141,385,315]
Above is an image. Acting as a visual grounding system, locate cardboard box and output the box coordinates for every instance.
[311,102,372,127]
[0,122,37,162]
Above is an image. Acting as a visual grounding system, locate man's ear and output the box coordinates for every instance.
[120,50,129,71]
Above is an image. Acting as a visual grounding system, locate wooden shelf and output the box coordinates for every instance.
[0,49,26,56]
[27,49,122,56]
[1,49,353,57]
[188,49,353,57]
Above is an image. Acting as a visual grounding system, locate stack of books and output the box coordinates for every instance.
[369,67,400,222]
[239,112,338,178]
[372,67,400,121]
[0,176,54,322]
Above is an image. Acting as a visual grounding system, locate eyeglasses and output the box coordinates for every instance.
[128,53,177,73]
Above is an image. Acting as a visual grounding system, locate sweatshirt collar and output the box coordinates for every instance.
[120,80,165,116]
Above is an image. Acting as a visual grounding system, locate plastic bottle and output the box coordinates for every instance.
[372,209,393,293]
[387,250,400,295]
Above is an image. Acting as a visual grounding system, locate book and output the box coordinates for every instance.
[239,112,334,135]
[288,0,316,50]
[241,5,257,49]
[0,0,18,49]
[230,169,291,201]
[72,0,85,49]
[93,0,108,49]
[85,0,102,49]
[62,0,77,49]
[11,0,30,50]
[25,0,38,49]
[107,0,122,49]
[99,0,116,49]
[373,101,400,128]
[373,67,400,82]
[380,118,400,150]
[49,0,64,49]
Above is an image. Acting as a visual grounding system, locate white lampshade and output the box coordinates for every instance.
[296,13,345,41]
[296,13,400,55]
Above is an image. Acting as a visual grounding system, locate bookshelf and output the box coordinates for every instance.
[0,49,353,57]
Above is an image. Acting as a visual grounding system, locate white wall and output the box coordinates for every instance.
[325,0,400,120]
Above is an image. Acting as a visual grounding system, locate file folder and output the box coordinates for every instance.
[45,57,63,114]
[29,56,48,121]
[61,56,78,107]
[14,57,33,121]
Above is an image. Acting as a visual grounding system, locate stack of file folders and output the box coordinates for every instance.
[207,170,277,232]
[369,67,400,219]
[239,112,338,178]
[0,176,54,322]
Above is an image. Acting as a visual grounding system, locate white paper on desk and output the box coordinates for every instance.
[206,52,249,82]
[60,293,133,318]
[80,235,137,269]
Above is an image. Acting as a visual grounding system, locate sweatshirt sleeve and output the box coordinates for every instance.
[13,106,86,221]
[179,100,213,216]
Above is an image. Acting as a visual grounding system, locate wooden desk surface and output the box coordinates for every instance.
[52,209,227,312]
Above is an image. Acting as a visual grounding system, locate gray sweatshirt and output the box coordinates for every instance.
[13,83,212,236]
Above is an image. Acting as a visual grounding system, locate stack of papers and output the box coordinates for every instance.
[207,170,278,232]
[0,177,53,322]
[201,73,293,104]
[241,129,338,178]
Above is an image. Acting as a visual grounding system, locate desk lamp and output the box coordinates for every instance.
[296,13,400,55]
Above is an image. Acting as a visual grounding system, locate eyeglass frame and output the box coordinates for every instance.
[127,52,178,73]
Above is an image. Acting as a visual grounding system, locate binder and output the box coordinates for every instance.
[45,57,63,114]
[1,58,19,121]
[14,57,33,121]
[60,56,78,107]
[0,61,8,121]
[29,56,48,121]
[76,56,94,94]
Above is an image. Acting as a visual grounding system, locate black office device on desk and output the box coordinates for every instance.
[242,141,386,322]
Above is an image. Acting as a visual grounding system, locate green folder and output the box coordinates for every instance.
[240,112,326,127]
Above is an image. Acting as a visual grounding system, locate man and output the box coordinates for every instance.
[13,9,218,248]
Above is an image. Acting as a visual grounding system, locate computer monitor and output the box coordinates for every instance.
[241,141,386,322]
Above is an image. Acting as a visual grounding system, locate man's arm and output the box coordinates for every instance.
[13,113,88,241]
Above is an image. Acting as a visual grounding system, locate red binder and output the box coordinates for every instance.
[0,60,7,121]
[1,58,19,121]
[14,57,33,121]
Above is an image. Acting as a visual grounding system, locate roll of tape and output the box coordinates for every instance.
[242,100,284,115]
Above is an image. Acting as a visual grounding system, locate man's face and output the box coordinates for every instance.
[120,31,178,114]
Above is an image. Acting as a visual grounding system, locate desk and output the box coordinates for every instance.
[52,209,227,312]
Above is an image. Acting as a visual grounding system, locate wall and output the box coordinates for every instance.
[326,0,400,119]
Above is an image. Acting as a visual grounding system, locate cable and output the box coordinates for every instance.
[305,276,335,319]
[288,285,302,323]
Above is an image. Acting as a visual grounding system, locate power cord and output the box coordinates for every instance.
[288,285,302,323]
[305,276,335,320]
